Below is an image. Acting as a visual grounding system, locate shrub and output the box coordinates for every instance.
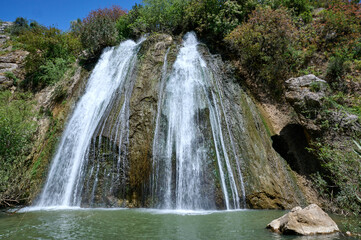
[225,7,299,94]
[310,141,361,215]
[9,17,29,35]
[140,0,185,32]
[38,58,70,85]
[0,91,37,195]
[326,50,351,85]
[16,25,81,89]
[314,1,361,50]
[79,6,127,55]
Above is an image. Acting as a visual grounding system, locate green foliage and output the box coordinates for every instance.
[0,91,37,195]
[78,6,127,56]
[138,0,187,33]
[14,24,81,89]
[323,92,361,120]
[225,7,299,94]
[117,4,144,38]
[115,15,133,41]
[354,59,361,71]
[298,65,323,76]
[310,141,361,214]
[351,38,361,59]
[120,0,189,36]
[184,0,255,40]
[282,0,312,16]
[326,52,351,83]
[38,58,70,85]
[70,18,82,36]
[295,1,361,96]
[201,0,245,35]
[307,0,331,8]
[260,0,313,20]
[9,17,29,35]
[4,71,19,85]
[309,81,322,92]
[116,0,255,41]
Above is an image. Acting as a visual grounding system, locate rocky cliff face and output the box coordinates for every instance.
[202,49,309,209]
[73,34,316,209]
[2,32,326,209]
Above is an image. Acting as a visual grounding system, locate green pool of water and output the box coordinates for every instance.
[0,208,350,239]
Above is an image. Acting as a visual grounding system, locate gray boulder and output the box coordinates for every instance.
[267,204,339,235]
[285,74,328,110]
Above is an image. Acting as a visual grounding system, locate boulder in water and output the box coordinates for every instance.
[267,204,339,235]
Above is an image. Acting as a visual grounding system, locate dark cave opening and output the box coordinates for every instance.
[271,124,321,176]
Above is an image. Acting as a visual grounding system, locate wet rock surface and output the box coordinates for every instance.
[128,34,173,205]
[203,51,307,209]
[267,204,340,235]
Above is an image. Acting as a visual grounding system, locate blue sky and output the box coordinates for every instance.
[1,0,141,31]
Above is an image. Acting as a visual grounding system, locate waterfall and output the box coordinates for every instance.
[152,32,244,210]
[35,32,245,210]
[36,39,142,207]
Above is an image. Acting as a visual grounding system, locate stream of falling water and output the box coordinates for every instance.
[152,32,245,210]
[36,40,142,207]
[35,32,245,210]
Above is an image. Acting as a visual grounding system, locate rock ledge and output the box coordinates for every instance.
[267,204,339,235]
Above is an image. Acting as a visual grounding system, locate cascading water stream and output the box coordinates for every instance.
[34,32,245,210]
[152,32,245,210]
[36,39,142,207]
[210,63,247,208]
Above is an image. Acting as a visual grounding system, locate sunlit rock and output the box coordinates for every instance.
[267,204,339,235]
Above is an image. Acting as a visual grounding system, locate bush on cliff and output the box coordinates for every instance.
[17,26,81,89]
[78,6,127,56]
[225,7,300,95]
[0,91,37,207]
[9,17,30,35]
[183,0,255,40]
